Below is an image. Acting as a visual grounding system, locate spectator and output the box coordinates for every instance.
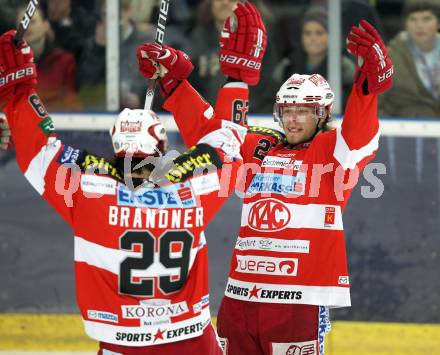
[16,4,81,112]
[46,0,96,62]
[129,0,156,33]
[379,0,440,117]
[0,0,16,34]
[185,0,279,113]
[76,0,154,111]
[275,0,386,58]
[341,0,386,42]
[131,0,191,43]
[274,7,356,107]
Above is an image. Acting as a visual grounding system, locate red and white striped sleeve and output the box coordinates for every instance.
[332,86,380,170]
[163,80,250,148]
[4,90,79,226]
[163,80,217,148]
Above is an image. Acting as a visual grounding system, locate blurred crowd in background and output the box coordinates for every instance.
[0,0,439,117]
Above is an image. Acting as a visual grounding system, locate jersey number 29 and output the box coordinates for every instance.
[119,230,193,297]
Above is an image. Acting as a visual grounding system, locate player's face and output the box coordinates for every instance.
[302,21,328,58]
[405,11,439,48]
[281,106,321,145]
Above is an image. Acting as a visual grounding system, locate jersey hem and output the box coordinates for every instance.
[82,306,211,346]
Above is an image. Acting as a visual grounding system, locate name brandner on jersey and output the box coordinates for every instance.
[108,206,204,229]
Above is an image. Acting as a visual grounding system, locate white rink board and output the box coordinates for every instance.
[50,113,440,138]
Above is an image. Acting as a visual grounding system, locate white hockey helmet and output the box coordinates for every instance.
[110,108,168,157]
[274,73,334,123]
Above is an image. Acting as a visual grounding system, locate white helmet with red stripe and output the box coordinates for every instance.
[110,108,168,157]
[273,73,334,123]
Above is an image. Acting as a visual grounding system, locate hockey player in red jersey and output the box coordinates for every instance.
[0,28,248,354]
[138,5,393,353]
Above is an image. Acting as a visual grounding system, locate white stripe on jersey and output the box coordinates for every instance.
[74,233,206,276]
[197,128,243,160]
[223,82,249,89]
[225,278,351,307]
[75,236,138,274]
[83,306,211,346]
[24,138,61,195]
[240,202,343,231]
[235,237,310,253]
[334,126,380,170]
[204,105,214,119]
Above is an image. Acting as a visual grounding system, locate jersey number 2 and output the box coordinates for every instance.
[253,138,271,160]
[119,230,193,297]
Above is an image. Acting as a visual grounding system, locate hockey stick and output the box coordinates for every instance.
[143,0,171,110]
[14,0,40,44]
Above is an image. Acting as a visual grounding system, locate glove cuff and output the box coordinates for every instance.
[220,50,261,85]
[159,79,182,99]
[219,49,262,72]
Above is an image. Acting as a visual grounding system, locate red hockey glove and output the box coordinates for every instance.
[346,20,393,95]
[219,2,267,85]
[0,116,13,151]
[137,43,193,97]
[0,30,37,105]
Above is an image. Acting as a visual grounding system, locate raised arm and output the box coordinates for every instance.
[136,2,266,149]
[316,21,393,169]
[332,20,393,169]
[0,30,80,225]
[136,42,208,147]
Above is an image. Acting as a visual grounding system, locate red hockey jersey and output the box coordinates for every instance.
[166,80,380,308]
[4,88,243,346]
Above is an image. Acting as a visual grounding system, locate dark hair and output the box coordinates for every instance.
[301,6,328,32]
[320,108,333,132]
[402,0,440,21]
[114,156,157,177]
[321,121,333,132]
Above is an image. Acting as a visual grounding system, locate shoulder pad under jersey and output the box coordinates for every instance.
[77,152,123,181]
[247,126,286,144]
[163,143,223,184]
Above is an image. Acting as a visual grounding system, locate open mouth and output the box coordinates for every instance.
[287,127,302,134]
